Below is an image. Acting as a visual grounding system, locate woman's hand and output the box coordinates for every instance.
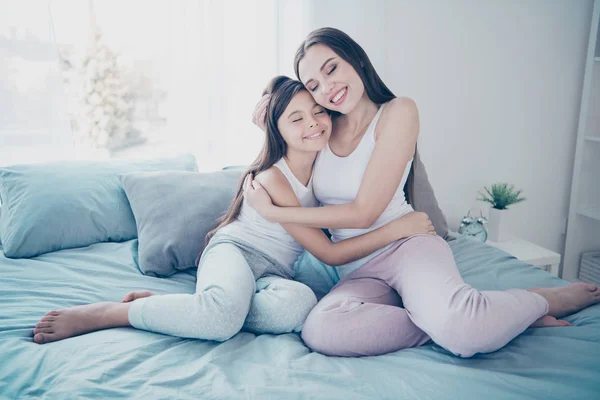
[389,211,436,239]
[243,174,275,219]
[252,94,270,132]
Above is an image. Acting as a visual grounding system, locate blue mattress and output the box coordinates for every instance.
[1,237,599,399]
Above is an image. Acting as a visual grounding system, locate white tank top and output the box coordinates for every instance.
[218,158,319,268]
[313,102,414,278]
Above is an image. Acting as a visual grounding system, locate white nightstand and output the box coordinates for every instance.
[485,236,561,277]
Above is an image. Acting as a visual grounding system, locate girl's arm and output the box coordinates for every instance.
[246,97,419,229]
[252,167,434,267]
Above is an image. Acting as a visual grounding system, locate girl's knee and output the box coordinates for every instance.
[192,290,248,341]
[245,280,317,335]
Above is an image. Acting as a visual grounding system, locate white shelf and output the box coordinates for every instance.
[578,208,600,221]
[585,136,600,143]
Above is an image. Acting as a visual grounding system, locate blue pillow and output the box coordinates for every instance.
[293,251,340,301]
[0,154,197,258]
[121,169,243,277]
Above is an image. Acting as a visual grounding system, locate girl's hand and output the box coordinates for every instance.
[121,290,155,303]
[243,174,275,219]
[251,94,270,132]
[390,211,436,239]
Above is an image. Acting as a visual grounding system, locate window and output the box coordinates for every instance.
[1,0,280,171]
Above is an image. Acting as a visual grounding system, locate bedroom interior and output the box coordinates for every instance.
[1,1,599,399]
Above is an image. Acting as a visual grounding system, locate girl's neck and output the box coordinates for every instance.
[283,149,317,186]
[335,92,379,140]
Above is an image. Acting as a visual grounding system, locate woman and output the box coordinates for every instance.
[246,27,600,357]
[31,76,434,345]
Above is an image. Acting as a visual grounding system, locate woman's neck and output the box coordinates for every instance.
[335,92,379,140]
[283,149,317,186]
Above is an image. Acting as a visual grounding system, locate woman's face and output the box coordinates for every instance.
[298,44,364,115]
[277,90,331,153]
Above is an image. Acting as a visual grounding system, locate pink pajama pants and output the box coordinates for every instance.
[301,234,549,357]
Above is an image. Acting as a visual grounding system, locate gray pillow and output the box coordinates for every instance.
[121,169,243,277]
[403,145,451,240]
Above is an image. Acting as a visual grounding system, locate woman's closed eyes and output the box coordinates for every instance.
[309,65,337,92]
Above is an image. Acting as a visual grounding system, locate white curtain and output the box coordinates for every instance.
[0,0,74,165]
[1,0,281,171]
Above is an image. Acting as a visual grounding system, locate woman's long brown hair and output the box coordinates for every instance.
[293,27,396,114]
[205,76,306,244]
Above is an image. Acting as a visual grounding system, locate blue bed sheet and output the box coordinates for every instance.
[1,237,599,399]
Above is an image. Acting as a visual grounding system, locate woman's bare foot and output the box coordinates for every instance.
[121,290,155,303]
[529,282,600,319]
[530,315,572,328]
[32,302,130,344]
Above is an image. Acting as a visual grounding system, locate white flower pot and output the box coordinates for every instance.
[487,208,508,242]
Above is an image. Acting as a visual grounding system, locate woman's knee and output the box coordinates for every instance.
[300,307,336,355]
[300,300,358,356]
[402,233,452,257]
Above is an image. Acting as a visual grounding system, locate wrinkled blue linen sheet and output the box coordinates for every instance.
[1,237,599,399]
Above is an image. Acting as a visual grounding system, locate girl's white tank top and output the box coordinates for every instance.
[218,158,319,269]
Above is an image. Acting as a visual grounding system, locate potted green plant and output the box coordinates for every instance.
[477,183,526,242]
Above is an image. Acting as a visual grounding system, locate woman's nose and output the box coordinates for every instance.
[321,81,334,96]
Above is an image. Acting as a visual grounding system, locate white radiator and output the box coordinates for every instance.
[579,251,600,286]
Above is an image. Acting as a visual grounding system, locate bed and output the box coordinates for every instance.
[1,235,599,399]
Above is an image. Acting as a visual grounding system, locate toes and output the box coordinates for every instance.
[35,322,53,329]
[45,310,60,317]
[530,315,574,328]
[33,333,46,344]
[581,283,597,292]
[33,332,58,344]
[41,316,57,322]
[35,327,54,334]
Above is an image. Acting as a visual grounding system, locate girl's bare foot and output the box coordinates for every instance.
[530,315,572,328]
[529,282,600,319]
[122,290,155,303]
[32,302,130,344]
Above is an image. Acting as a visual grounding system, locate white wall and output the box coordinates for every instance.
[280,0,593,255]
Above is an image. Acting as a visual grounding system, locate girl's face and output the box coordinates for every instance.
[298,44,364,115]
[277,90,331,153]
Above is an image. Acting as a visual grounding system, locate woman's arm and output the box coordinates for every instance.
[246,97,419,229]
[252,167,434,266]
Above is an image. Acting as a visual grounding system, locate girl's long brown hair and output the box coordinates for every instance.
[205,76,306,244]
[293,27,396,114]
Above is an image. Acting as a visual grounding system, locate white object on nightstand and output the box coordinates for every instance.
[486,236,561,277]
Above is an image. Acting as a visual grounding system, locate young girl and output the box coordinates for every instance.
[246,28,600,357]
[31,76,435,345]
